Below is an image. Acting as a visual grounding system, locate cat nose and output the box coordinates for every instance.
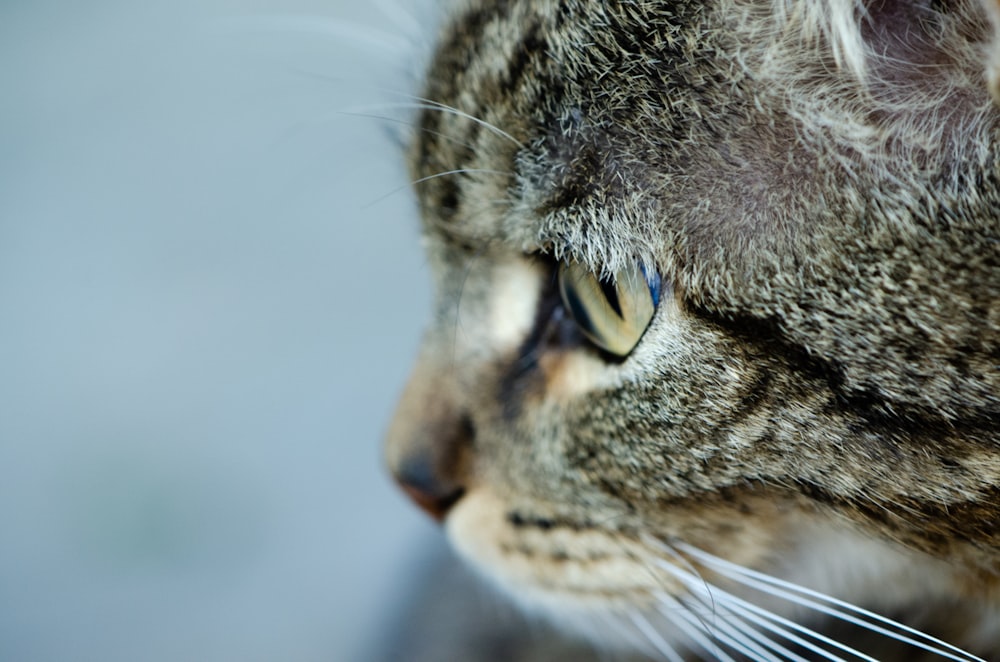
[385,358,472,522]
[391,419,471,521]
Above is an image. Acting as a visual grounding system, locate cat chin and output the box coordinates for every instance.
[442,487,665,653]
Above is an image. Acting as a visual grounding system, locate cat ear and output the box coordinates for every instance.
[849,0,1000,102]
[801,0,998,103]
[982,0,1000,102]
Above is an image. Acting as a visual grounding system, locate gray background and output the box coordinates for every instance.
[1,1,444,660]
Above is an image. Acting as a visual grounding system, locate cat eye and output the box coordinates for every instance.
[557,261,661,358]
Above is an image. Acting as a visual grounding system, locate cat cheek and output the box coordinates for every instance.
[536,350,607,402]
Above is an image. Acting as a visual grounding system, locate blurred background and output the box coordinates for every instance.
[1,1,444,659]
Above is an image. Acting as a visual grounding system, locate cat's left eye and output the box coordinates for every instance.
[557,261,661,358]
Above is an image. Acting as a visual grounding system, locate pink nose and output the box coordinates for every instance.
[385,360,473,523]
[393,453,466,522]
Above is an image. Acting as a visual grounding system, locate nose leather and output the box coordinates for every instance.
[395,453,466,522]
[385,356,472,522]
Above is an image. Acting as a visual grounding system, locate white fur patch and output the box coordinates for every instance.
[768,0,867,78]
[484,259,544,352]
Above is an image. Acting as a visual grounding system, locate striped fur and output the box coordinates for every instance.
[387,0,1000,658]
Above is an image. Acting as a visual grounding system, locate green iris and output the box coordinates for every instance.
[557,261,661,358]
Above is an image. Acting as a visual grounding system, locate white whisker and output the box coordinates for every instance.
[349,99,525,148]
[363,168,512,208]
[726,619,814,662]
[628,609,686,662]
[408,96,526,148]
[657,591,737,662]
[677,594,800,662]
[659,556,878,661]
[282,77,524,149]
[675,543,986,662]
[336,111,480,151]
[643,534,721,615]
[699,586,860,662]
[409,168,512,187]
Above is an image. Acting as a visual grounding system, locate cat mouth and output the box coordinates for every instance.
[444,488,684,611]
[443,489,985,662]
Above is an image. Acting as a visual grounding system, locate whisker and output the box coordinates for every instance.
[675,543,986,662]
[337,110,480,151]
[724,571,973,662]
[406,95,526,148]
[642,534,719,617]
[725,619,813,662]
[676,594,796,662]
[636,535,734,658]
[696,586,860,662]
[272,77,525,150]
[363,168,513,209]
[662,561,863,662]
[656,591,736,662]
[351,99,525,148]
[628,609,686,662]
[708,604,814,662]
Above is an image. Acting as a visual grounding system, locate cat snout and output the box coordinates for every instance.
[384,360,473,522]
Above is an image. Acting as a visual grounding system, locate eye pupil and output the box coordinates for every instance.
[561,282,596,339]
[598,277,623,318]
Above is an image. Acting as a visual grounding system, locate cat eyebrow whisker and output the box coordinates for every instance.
[337,110,481,152]
[354,98,525,148]
[410,168,513,187]
[363,168,513,209]
[403,94,526,149]
[675,543,987,662]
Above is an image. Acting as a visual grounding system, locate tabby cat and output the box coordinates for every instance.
[383,0,1000,659]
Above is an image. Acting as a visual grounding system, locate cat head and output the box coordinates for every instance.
[386,0,1000,656]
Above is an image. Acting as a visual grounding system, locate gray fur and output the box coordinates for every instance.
[386,0,1000,658]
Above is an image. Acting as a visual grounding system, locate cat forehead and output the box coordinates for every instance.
[417,171,666,276]
[410,87,672,273]
[409,0,724,273]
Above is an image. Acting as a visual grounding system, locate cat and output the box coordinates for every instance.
[382,0,1000,659]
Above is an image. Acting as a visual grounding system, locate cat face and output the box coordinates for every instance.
[386,0,1000,656]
